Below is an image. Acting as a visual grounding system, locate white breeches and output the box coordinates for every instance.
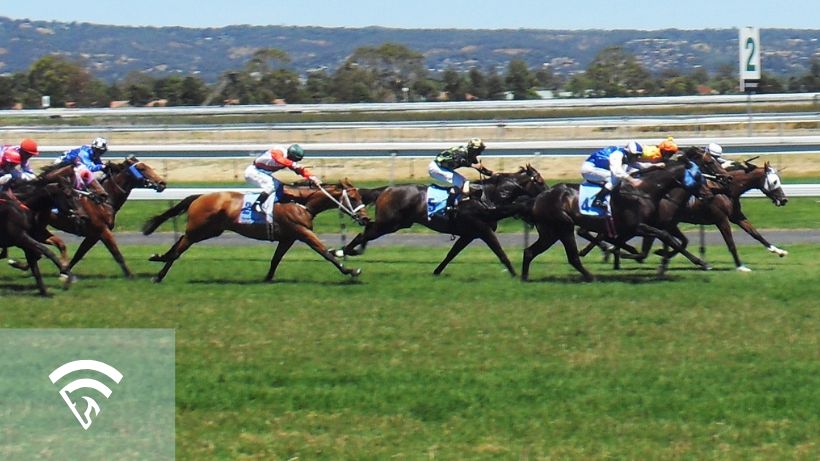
[581,161,612,189]
[244,165,280,194]
[428,161,466,188]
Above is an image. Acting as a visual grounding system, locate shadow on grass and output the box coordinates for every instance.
[524,273,682,284]
[187,277,364,286]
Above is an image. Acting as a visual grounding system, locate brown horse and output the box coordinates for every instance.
[649,160,788,271]
[9,157,167,277]
[0,176,77,295]
[142,179,369,282]
[341,165,546,276]
[522,157,712,281]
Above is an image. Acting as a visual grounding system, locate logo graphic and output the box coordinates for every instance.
[48,360,124,430]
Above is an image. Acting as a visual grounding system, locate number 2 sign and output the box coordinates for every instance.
[739,27,761,91]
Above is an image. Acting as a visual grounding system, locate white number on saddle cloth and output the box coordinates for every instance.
[239,192,275,224]
[578,182,609,216]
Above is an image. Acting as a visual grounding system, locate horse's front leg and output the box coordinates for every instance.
[296,228,361,277]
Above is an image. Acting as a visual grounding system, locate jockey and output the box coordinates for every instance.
[244,143,321,212]
[429,138,493,209]
[57,137,108,180]
[657,136,679,159]
[705,143,734,168]
[580,141,643,209]
[0,138,39,190]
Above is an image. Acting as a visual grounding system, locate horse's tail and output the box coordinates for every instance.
[360,186,389,205]
[142,194,201,235]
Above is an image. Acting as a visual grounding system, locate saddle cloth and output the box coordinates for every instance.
[238,192,275,224]
[426,185,459,218]
[578,181,609,217]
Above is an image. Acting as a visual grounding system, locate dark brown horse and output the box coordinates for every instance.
[342,165,546,276]
[142,179,369,282]
[10,157,167,277]
[649,160,788,271]
[522,157,711,281]
[0,176,77,295]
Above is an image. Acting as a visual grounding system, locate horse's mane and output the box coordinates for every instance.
[39,162,71,175]
[104,156,139,175]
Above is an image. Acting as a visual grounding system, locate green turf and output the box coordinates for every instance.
[113,196,820,234]
[1,243,819,460]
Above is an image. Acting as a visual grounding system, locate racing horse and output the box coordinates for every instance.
[0,175,78,295]
[341,165,546,276]
[142,179,369,282]
[521,156,711,281]
[9,156,167,277]
[646,159,788,271]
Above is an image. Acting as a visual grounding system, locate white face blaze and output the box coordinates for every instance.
[763,168,782,193]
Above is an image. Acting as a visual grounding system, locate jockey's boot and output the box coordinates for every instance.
[591,188,609,209]
[252,192,270,214]
[445,190,458,217]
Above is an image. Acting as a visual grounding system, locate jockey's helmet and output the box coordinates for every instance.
[641,145,662,163]
[3,149,22,165]
[467,138,486,154]
[705,143,723,157]
[20,138,39,156]
[625,141,643,156]
[91,137,108,155]
[658,137,678,155]
[287,144,305,162]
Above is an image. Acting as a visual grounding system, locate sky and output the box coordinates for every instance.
[2,0,817,30]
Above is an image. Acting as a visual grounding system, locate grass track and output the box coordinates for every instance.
[2,242,819,460]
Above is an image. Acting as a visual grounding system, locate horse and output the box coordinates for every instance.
[341,165,546,276]
[0,176,77,295]
[141,179,369,282]
[522,156,711,281]
[647,160,788,271]
[9,156,167,278]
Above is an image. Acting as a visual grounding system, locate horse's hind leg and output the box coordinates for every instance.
[521,225,559,281]
[153,235,194,283]
[433,236,474,276]
[478,229,517,277]
[557,226,594,281]
[264,239,295,282]
[25,249,48,297]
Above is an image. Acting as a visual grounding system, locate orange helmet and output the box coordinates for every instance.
[658,137,678,155]
[3,149,22,165]
[19,138,39,156]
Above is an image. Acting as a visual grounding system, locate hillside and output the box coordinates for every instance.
[0,16,817,82]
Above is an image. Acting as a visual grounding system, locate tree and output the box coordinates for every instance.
[583,46,652,97]
[441,68,466,101]
[330,62,377,102]
[485,67,507,100]
[120,72,156,106]
[303,70,332,103]
[505,59,538,100]
[341,43,428,102]
[466,67,488,99]
[27,55,104,107]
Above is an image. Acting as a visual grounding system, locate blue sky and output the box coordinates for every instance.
[2,0,817,29]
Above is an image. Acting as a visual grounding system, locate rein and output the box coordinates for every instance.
[315,184,365,222]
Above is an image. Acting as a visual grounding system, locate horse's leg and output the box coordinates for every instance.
[97,228,133,277]
[733,216,788,257]
[432,236,474,276]
[295,227,360,277]
[521,225,559,281]
[66,236,99,273]
[712,218,749,271]
[24,249,48,297]
[477,228,517,276]
[153,235,194,283]
[264,239,295,282]
[343,220,403,256]
[557,225,594,281]
[636,223,710,272]
[8,232,69,271]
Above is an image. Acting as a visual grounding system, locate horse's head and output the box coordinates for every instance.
[323,178,369,225]
[108,156,167,192]
[761,161,788,207]
[519,164,547,196]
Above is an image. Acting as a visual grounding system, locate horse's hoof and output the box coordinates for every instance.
[736,265,752,272]
[148,254,163,262]
[59,273,72,290]
[152,276,163,283]
[349,268,362,277]
[334,249,345,259]
[702,264,713,271]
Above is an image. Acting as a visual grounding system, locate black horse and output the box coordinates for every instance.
[522,156,711,281]
[343,165,546,276]
[0,176,77,295]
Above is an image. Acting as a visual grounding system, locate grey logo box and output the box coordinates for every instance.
[0,329,175,461]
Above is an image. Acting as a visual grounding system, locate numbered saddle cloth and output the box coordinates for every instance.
[578,181,609,217]
[238,192,275,224]
[426,185,459,219]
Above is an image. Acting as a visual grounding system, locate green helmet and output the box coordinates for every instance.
[287,144,305,161]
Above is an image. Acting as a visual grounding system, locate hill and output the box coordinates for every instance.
[0,16,817,82]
